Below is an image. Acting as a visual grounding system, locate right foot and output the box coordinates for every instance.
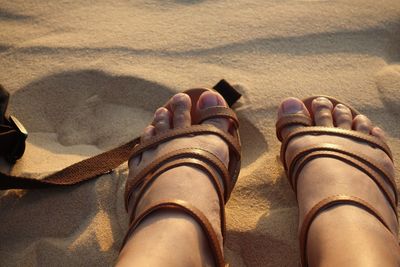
[117,89,240,267]
[277,97,399,267]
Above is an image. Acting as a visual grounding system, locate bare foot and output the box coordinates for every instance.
[277,97,399,267]
[117,90,237,267]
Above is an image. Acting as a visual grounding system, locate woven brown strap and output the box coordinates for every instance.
[299,195,393,267]
[120,199,226,267]
[0,79,242,192]
[0,137,140,190]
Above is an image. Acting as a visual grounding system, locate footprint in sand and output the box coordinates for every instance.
[375,64,400,115]
[9,70,173,150]
[0,70,266,266]
[9,70,266,166]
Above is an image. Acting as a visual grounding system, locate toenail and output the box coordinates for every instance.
[144,126,154,135]
[154,109,169,120]
[355,114,368,121]
[155,107,168,116]
[373,127,384,135]
[172,93,189,103]
[199,92,219,109]
[313,97,333,110]
[172,93,190,109]
[282,99,303,114]
[315,97,330,104]
[335,104,348,110]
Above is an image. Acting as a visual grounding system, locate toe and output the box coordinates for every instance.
[197,91,229,132]
[353,114,372,134]
[277,97,311,140]
[312,97,334,127]
[371,126,386,141]
[142,125,155,142]
[170,93,192,129]
[333,104,352,129]
[153,107,171,133]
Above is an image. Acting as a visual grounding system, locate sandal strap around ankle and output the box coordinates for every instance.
[299,195,394,267]
[286,144,397,214]
[120,199,226,267]
[125,148,229,240]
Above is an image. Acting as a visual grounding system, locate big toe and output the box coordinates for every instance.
[277,97,311,140]
[197,91,230,132]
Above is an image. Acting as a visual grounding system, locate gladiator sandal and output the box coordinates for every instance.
[276,96,398,267]
[121,87,242,267]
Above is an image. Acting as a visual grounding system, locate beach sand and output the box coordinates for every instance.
[0,0,399,266]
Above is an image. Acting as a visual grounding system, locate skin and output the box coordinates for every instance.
[116,92,399,267]
[278,97,399,267]
[116,91,231,267]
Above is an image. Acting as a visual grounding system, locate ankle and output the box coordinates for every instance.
[131,166,223,239]
[117,211,215,267]
[306,205,400,267]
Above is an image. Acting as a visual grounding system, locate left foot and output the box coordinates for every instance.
[276,96,399,266]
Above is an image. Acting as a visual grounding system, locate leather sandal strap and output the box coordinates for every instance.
[299,195,394,267]
[195,106,239,128]
[287,144,396,192]
[120,199,226,267]
[125,148,230,209]
[288,147,398,215]
[0,137,140,189]
[275,114,313,142]
[126,156,227,240]
[0,80,241,192]
[281,127,393,161]
[130,124,241,164]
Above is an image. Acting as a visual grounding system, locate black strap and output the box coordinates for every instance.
[0,80,241,190]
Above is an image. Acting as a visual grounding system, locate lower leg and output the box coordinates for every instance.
[307,206,400,267]
[298,160,400,267]
[116,166,220,267]
[117,91,233,267]
[117,211,214,267]
[277,97,400,267]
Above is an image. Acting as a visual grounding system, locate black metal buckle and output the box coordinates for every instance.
[213,79,242,107]
[0,84,28,163]
[5,115,28,163]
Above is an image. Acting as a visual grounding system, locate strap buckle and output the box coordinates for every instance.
[0,85,28,163]
[4,115,28,163]
[213,79,242,107]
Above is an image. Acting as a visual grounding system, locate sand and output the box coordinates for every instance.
[0,0,399,266]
